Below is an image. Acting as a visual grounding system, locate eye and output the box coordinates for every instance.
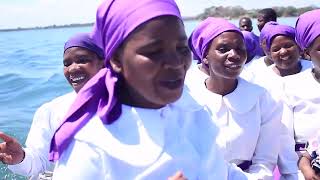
[177,46,190,56]
[63,60,72,67]
[76,57,91,64]
[218,47,229,53]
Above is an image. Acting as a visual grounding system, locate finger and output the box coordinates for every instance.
[0,153,11,164]
[0,132,15,143]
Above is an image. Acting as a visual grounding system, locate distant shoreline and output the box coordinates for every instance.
[1,4,318,32]
[0,17,199,32]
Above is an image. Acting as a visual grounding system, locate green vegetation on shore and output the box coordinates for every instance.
[197,5,318,20]
[1,5,318,32]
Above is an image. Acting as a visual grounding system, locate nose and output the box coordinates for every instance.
[68,62,80,73]
[228,49,241,62]
[279,47,288,55]
[163,51,191,69]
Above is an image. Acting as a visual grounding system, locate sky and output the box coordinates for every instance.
[0,0,319,29]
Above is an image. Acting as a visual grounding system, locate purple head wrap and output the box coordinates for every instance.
[264,24,295,51]
[49,0,182,161]
[64,33,104,59]
[242,31,259,62]
[259,21,279,45]
[295,9,320,51]
[188,17,242,64]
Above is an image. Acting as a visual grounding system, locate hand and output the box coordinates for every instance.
[0,132,25,165]
[301,166,320,180]
[168,171,188,180]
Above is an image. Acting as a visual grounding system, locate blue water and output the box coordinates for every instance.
[0,17,297,179]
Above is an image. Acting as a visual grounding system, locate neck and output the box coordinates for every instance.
[312,68,320,84]
[264,56,274,66]
[119,80,164,109]
[205,75,238,96]
[273,62,302,77]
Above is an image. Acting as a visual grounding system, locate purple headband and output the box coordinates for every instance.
[49,0,182,161]
[64,33,104,59]
[265,24,295,51]
[242,31,259,61]
[295,9,320,51]
[259,21,279,45]
[188,17,242,64]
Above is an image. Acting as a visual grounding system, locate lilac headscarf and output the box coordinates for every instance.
[259,21,279,45]
[49,0,182,161]
[295,9,320,51]
[242,31,259,62]
[264,24,295,51]
[64,33,104,59]
[188,17,242,64]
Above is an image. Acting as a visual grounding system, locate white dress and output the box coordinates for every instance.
[246,59,312,180]
[185,66,282,180]
[284,68,320,143]
[8,92,77,178]
[52,89,247,180]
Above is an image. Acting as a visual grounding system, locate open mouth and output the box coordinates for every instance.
[159,78,184,90]
[69,74,87,85]
[225,64,242,70]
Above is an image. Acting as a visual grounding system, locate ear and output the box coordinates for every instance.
[109,55,123,74]
[202,57,209,65]
[303,48,311,60]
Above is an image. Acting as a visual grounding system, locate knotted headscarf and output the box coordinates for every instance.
[295,9,320,51]
[188,17,242,64]
[64,32,104,59]
[49,0,182,161]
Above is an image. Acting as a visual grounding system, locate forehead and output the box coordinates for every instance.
[240,19,251,24]
[212,31,244,44]
[64,47,97,58]
[272,35,294,44]
[126,16,186,42]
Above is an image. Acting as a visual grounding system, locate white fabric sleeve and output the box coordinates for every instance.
[8,103,54,176]
[247,91,282,180]
[277,103,299,179]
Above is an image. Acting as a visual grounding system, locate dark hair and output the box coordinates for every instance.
[239,17,252,22]
[258,8,277,22]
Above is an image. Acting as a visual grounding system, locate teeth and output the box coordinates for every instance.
[70,75,85,83]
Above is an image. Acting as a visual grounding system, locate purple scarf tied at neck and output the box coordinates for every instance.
[64,32,104,59]
[295,9,320,51]
[188,17,242,64]
[49,0,182,161]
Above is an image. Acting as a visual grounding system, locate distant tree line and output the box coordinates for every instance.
[197,5,319,20]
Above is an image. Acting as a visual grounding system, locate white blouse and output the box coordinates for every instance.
[8,92,77,178]
[185,66,282,180]
[284,68,320,142]
[52,89,247,180]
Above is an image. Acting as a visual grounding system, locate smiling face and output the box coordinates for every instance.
[307,36,320,70]
[63,47,104,92]
[205,31,247,80]
[110,16,191,109]
[270,35,300,70]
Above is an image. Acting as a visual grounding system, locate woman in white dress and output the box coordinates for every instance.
[0,33,105,179]
[186,17,284,179]
[45,0,246,179]
[283,9,320,180]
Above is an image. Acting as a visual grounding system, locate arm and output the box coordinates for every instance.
[277,103,299,180]
[8,103,54,176]
[248,91,282,180]
[298,153,320,180]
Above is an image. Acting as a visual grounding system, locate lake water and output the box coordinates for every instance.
[0,17,297,179]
